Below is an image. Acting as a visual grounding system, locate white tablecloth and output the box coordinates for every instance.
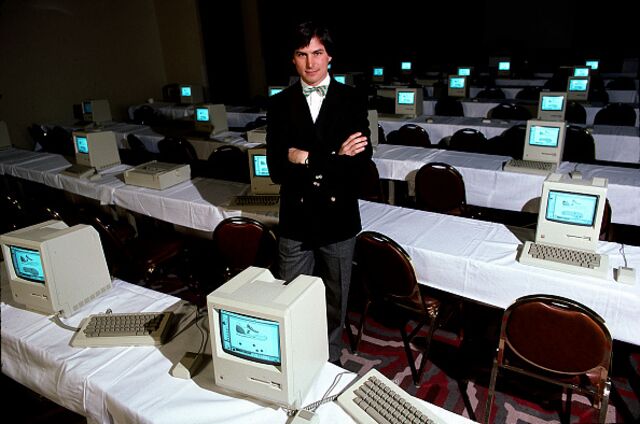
[1,269,472,424]
[358,200,640,345]
[372,144,640,226]
[379,116,640,164]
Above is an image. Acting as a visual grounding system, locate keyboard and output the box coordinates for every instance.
[378,113,413,122]
[337,368,446,424]
[70,311,174,347]
[503,159,555,176]
[61,164,100,180]
[231,195,280,206]
[518,241,609,279]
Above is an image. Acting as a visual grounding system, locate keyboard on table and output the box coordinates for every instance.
[230,194,280,206]
[70,311,174,347]
[518,241,609,279]
[337,368,446,424]
[503,159,554,175]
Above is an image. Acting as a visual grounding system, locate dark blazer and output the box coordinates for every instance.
[266,79,372,245]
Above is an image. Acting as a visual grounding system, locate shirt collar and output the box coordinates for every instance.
[300,74,331,92]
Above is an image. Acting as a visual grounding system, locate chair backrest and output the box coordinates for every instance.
[244,115,268,131]
[605,77,636,90]
[563,125,596,163]
[49,126,75,156]
[212,217,277,280]
[448,128,487,153]
[125,133,155,165]
[355,231,424,313]
[502,294,611,375]
[565,101,587,124]
[357,159,386,203]
[206,145,249,183]
[487,124,526,158]
[132,104,158,126]
[589,87,609,104]
[434,97,464,117]
[391,124,431,147]
[515,86,542,101]
[487,103,532,120]
[28,124,50,150]
[414,162,466,215]
[475,87,506,100]
[158,137,198,164]
[593,103,637,126]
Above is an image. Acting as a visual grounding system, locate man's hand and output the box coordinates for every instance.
[339,132,368,156]
[288,147,308,165]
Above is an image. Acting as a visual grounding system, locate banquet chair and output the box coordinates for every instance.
[89,213,187,284]
[447,128,488,154]
[206,145,249,183]
[514,86,541,101]
[605,77,636,90]
[475,87,506,100]
[487,103,531,120]
[593,103,637,127]
[349,231,442,386]
[565,101,587,124]
[157,136,206,177]
[434,97,464,116]
[357,159,386,203]
[211,217,277,283]
[387,124,431,147]
[132,104,159,126]
[563,126,596,164]
[484,294,612,424]
[486,124,526,158]
[125,133,157,165]
[414,162,468,217]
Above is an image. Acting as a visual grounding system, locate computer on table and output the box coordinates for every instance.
[379,88,423,121]
[448,75,469,98]
[567,76,590,102]
[537,92,567,121]
[585,59,599,71]
[518,173,609,279]
[372,66,385,83]
[333,73,354,86]
[457,66,473,78]
[61,130,121,180]
[207,266,328,409]
[497,59,511,77]
[81,99,112,126]
[0,220,112,318]
[179,84,204,104]
[228,146,280,213]
[400,61,413,76]
[194,104,228,136]
[503,119,566,175]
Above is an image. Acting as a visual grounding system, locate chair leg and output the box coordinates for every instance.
[350,300,371,354]
[598,381,611,424]
[400,316,436,387]
[484,359,500,424]
[563,388,573,424]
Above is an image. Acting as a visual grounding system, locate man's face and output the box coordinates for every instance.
[292,36,332,86]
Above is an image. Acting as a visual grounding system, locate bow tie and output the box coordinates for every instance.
[302,85,328,97]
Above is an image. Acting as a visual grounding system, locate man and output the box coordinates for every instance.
[266,21,371,363]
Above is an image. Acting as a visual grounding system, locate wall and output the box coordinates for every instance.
[0,0,202,149]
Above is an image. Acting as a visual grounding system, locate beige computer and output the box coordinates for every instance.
[518,173,609,278]
[537,92,567,121]
[228,146,280,213]
[503,119,566,176]
[61,130,121,180]
[194,104,228,136]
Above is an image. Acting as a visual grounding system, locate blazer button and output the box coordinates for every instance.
[330,196,336,202]
[313,181,320,187]
[300,197,304,203]
[315,174,323,180]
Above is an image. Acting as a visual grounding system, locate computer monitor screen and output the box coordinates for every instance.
[449,77,465,89]
[373,67,384,77]
[181,86,192,97]
[207,267,328,409]
[585,60,599,70]
[81,99,111,124]
[395,88,423,116]
[569,78,588,92]
[546,190,598,226]
[268,86,286,96]
[0,220,112,318]
[522,119,566,164]
[537,92,567,121]
[194,104,228,135]
[535,174,607,251]
[573,67,590,77]
[72,130,120,170]
[458,67,471,76]
[248,146,280,195]
[401,61,412,72]
[334,74,346,84]
[498,61,510,71]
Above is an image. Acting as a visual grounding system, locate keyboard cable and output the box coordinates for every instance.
[51,308,113,332]
[284,371,353,416]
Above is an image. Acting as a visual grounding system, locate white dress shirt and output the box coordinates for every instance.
[301,75,331,123]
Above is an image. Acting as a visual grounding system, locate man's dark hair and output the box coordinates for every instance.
[291,21,334,56]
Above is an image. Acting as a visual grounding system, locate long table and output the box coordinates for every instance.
[379,115,640,165]
[371,144,640,227]
[1,271,471,424]
[1,149,638,345]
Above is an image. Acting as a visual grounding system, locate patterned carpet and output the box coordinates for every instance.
[338,307,640,424]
